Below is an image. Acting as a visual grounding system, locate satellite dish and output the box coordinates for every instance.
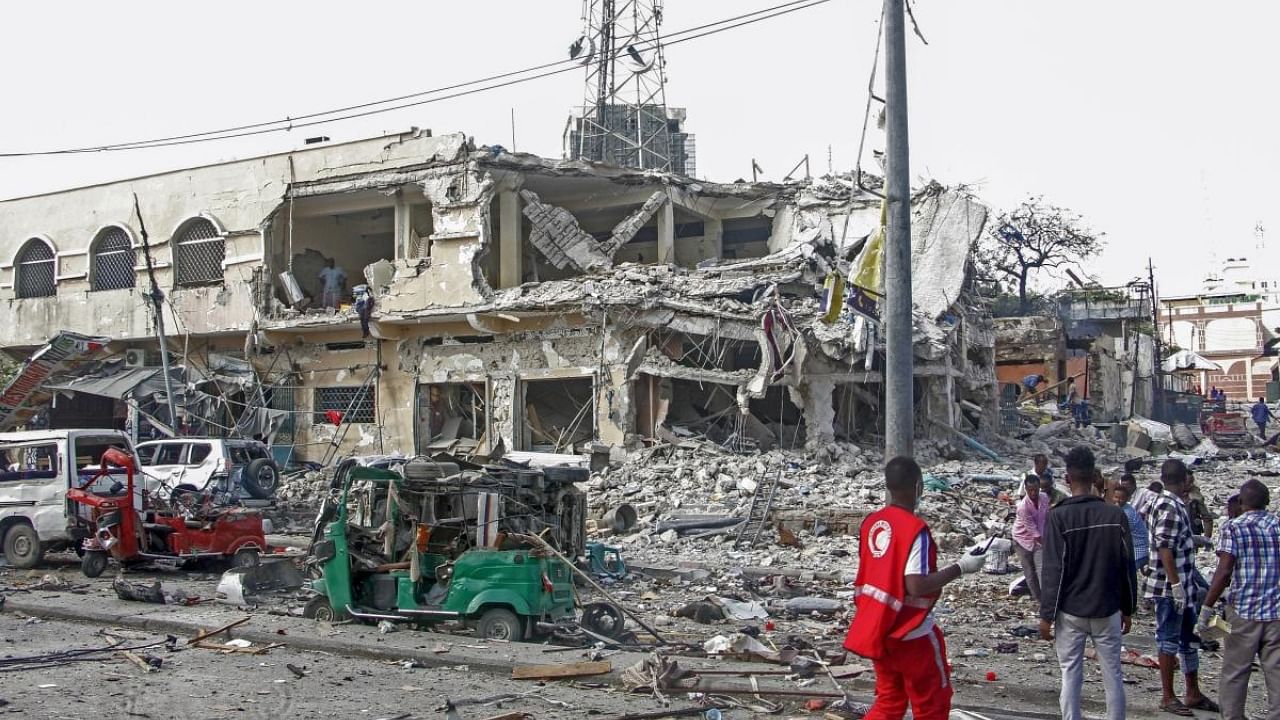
[569,34,596,65]
[623,44,655,73]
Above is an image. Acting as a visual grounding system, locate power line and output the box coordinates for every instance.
[0,0,833,158]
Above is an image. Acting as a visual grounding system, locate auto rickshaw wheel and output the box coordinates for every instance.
[475,608,524,641]
[81,550,109,578]
[581,602,626,639]
[231,548,260,568]
[303,595,349,622]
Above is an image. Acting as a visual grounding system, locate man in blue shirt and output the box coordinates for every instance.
[1201,479,1280,720]
[1115,475,1149,589]
[1022,374,1047,396]
[1251,397,1274,441]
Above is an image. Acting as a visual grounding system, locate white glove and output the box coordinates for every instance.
[1197,604,1217,632]
[955,546,987,575]
[1170,582,1187,614]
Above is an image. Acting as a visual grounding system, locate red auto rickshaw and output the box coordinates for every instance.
[67,448,268,578]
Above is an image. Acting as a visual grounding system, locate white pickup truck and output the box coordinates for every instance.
[0,429,134,567]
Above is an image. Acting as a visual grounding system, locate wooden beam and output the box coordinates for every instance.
[510,660,612,681]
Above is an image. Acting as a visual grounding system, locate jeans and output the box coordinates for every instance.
[1154,597,1200,674]
[1219,606,1280,720]
[1014,542,1042,601]
[1133,555,1148,605]
[1055,611,1126,720]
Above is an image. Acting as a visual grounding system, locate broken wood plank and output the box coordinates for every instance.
[119,650,154,673]
[510,660,611,681]
[187,616,251,644]
[193,640,283,655]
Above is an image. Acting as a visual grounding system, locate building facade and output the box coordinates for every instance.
[0,131,995,460]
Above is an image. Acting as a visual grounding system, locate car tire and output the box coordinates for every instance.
[242,459,280,499]
[475,607,524,641]
[4,523,44,569]
[81,550,109,578]
[171,483,200,503]
[303,595,350,622]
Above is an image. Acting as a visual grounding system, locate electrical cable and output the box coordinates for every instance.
[0,0,833,157]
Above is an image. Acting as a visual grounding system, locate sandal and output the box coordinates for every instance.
[1186,696,1220,712]
[1160,699,1194,717]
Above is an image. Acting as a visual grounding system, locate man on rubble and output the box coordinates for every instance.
[1144,458,1218,716]
[1200,479,1280,720]
[1039,446,1135,720]
[844,456,988,720]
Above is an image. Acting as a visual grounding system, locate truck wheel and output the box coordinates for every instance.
[4,524,44,569]
[303,595,349,622]
[231,548,260,568]
[242,459,280,499]
[475,608,524,641]
[81,550,109,578]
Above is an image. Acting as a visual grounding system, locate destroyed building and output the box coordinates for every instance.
[0,130,998,460]
[994,284,1156,425]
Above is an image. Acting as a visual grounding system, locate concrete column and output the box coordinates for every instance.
[1247,357,1255,398]
[393,191,411,260]
[498,191,522,288]
[800,377,837,448]
[656,200,675,265]
[703,217,723,261]
[596,367,629,446]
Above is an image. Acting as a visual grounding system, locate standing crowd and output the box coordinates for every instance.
[844,449,1280,719]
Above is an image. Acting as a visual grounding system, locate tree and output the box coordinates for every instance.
[977,197,1104,315]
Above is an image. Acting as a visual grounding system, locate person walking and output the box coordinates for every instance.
[1143,459,1218,716]
[1252,397,1274,441]
[843,456,988,720]
[1200,479,1280,720]
[1013,474,1049,603]
[1039,446,1136,720]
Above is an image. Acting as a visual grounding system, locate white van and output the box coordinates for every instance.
[0,429,134,568]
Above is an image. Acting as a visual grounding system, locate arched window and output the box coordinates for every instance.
[173,217,224,286]
[15,239,56,298]
[90,226,136,291]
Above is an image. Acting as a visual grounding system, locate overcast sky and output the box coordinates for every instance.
[2,1,1276,296]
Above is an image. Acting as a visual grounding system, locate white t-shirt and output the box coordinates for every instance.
[902,530,936,641]
[318,266,347,291]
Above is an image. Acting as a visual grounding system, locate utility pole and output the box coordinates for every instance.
[883,0,913,458]
[1148,257,1163,419]
[132,193,179,433]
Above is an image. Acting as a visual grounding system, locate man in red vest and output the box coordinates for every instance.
[844,456,988,719]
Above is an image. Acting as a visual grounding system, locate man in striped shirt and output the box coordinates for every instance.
[1201,479,1280,720]
[1142,459,1217,716]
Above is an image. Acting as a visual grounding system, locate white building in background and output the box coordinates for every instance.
[1161,244,1280,400]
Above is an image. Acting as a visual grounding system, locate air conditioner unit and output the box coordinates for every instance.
[124,349,147,369]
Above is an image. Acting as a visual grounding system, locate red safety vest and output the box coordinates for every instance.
[843,504,938,659]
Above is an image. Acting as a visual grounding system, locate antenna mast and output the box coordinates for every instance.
[568,0,692,174]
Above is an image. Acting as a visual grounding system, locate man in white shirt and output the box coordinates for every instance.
[318,259,347,309]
